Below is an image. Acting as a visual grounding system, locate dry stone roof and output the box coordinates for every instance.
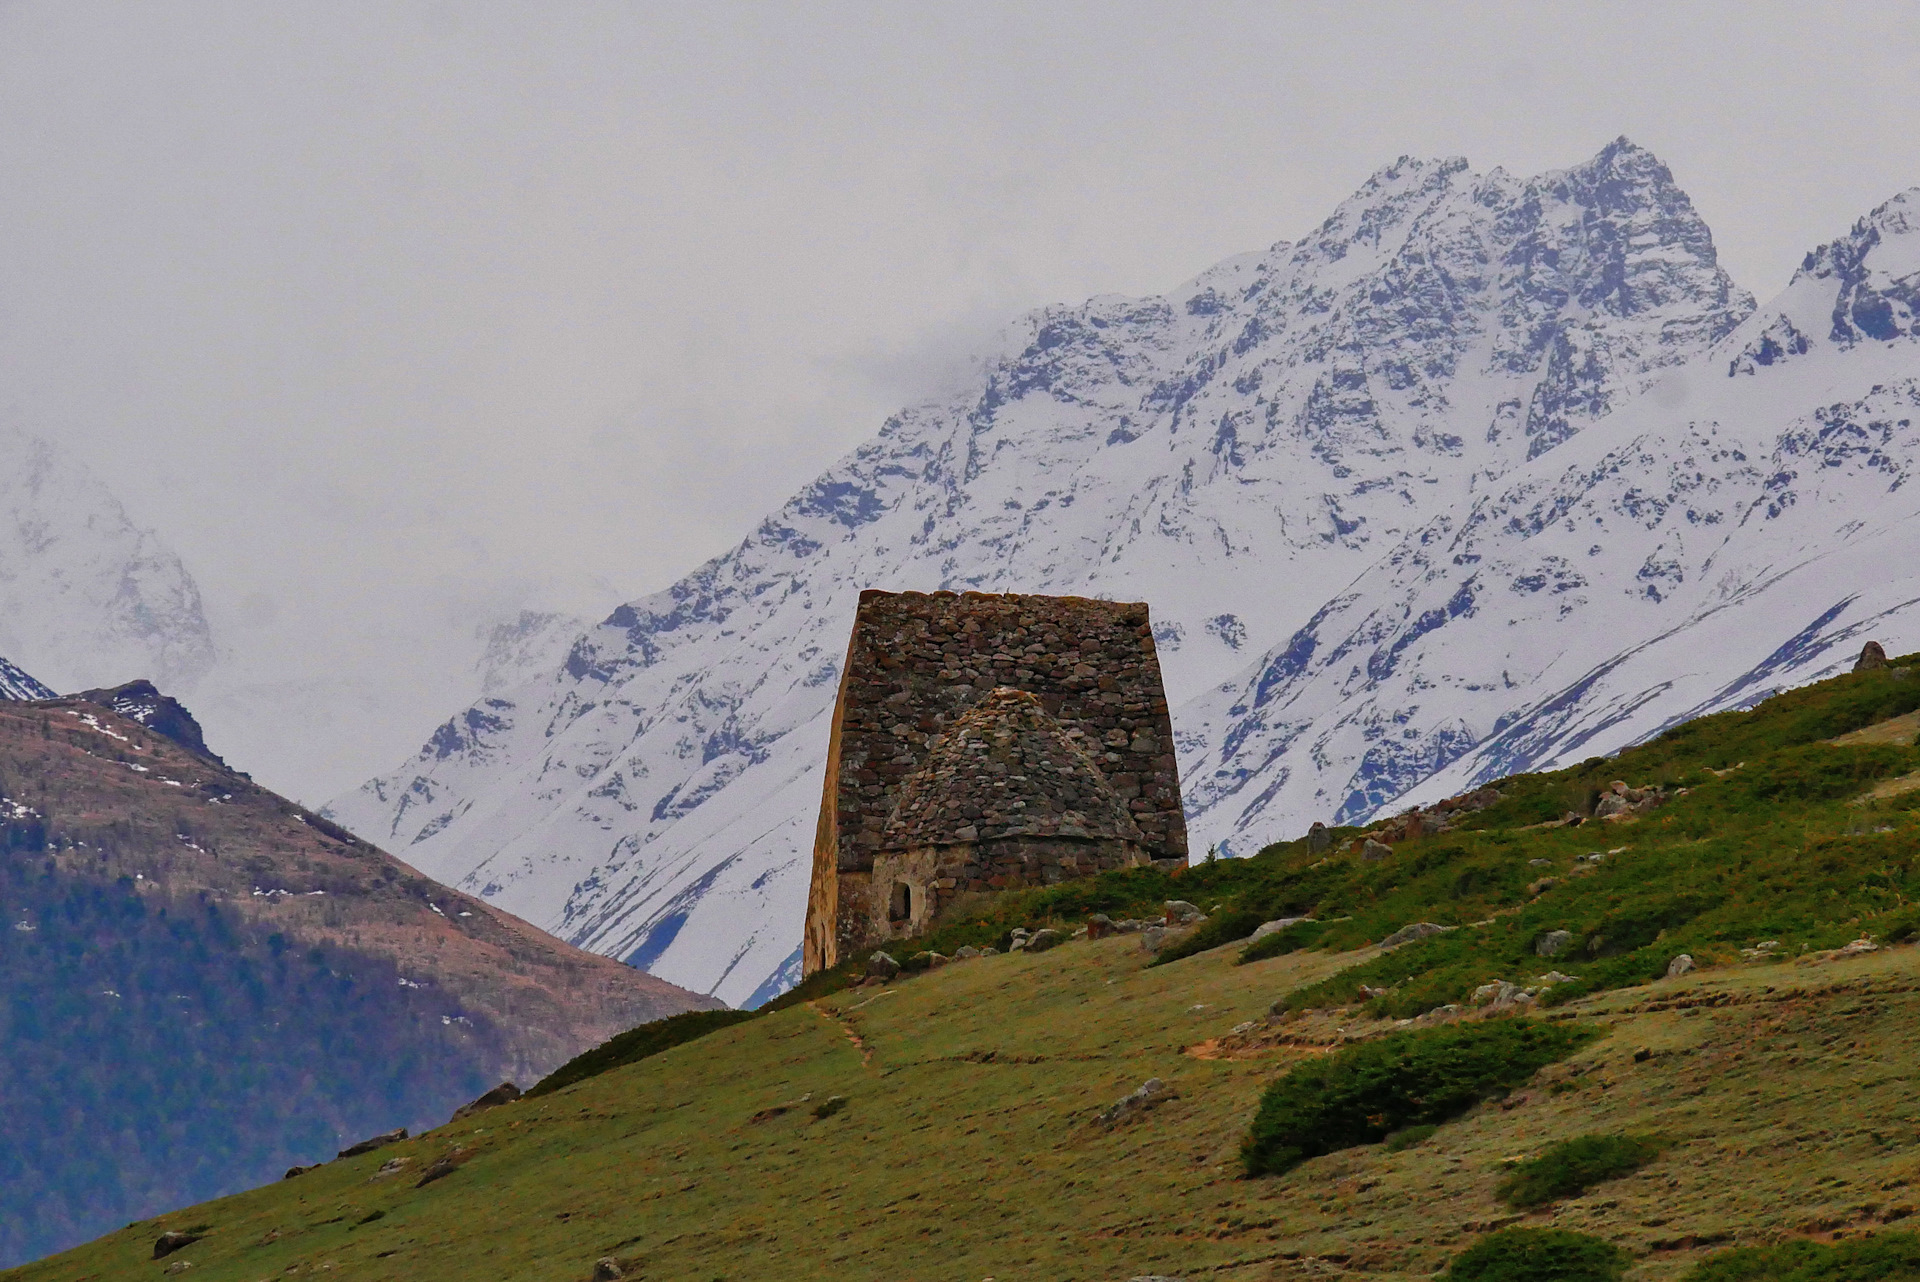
[881,688,1144,850]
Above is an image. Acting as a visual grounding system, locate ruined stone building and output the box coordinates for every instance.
[804,590,1187,975]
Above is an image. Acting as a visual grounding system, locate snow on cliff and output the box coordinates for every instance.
[1184,187,1920,849]
[328,139,1755,1006]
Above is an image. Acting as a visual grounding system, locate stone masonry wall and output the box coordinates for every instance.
[805,590,1186,973]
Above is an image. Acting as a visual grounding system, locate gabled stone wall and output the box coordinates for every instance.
[805,590,1186,974]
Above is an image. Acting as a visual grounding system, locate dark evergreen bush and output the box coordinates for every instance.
[527,1008,757,1097]
[1685,1232,1920,1280]
[1447,1228,1629,1281]
[1241,1019,1598,1176]
[1496,1133,1663,1206]
[1147,908,1267,966]
[1236,918,1327,964]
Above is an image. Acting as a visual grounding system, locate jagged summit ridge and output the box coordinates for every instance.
[327,140,1753,1005]
[1181,185,1920,852]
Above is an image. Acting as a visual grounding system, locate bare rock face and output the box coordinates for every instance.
[1857,641,1890,671]
[74,680,225,766]
[450,1082,522,1123]
[153,1231,202,1259]
[337,1128,409,1160]
[1535,930,1575,958]
[1380,922,1453,949]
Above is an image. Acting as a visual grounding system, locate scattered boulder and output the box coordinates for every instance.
[1379,921,1452,949]
[593,1259,625,1281]
[1470,980,1532,1008]
[1536,971,1580,985]
[1140,926,1169,953]
[921,951,951,968]
[866,951,901,980]
[451,1081,521,1123]
[1833,937,1880,959]
[1534,929,1574,958]
[953,944,983,959]
[1526,877,1558,897]
[1306,821,1332,853]
[1249,916,1313,943]
[1096,1077,1175,1127]
[1856,641,1890,672]
[1086,913,1115,939]
[1008,928,1032,951]
[337,1127,407,1160]
[1025,928,1066,953]
[369,1156,414,1181]
[282,1164,317,1180]
[153,1231,203,1259]
[1361,838,1393,862]
[164,1262,194,1275]
[1666,954,1696,979]
[1163,901,1204,925]
[415,1146,473,1188]
[1593,780,1667,820]
[1528,857,1553,867]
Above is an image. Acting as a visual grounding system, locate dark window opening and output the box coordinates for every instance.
[889,881,912,923]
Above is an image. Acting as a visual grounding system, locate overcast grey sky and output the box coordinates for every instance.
[2,1,1918,797]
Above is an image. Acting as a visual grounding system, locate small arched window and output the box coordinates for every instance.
[889,881,912,923]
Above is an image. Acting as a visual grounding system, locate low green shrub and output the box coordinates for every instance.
[1241,1018,1599,1176]
[1148,908,1267,966]
[1685,1231,1920,1280]
[1237,919,1327,964]
[1447,1228,1628,1282]
[1728,743,1916,805]
[1382,1124,1437,1152]
[527,1008,759,1097]
[1496,1133,1664,1207]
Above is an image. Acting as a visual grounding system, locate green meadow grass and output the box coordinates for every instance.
[19,659,1920,1280]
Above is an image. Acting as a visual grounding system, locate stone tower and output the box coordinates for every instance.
[804,590,1186,975]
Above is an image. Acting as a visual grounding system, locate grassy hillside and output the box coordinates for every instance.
[0,697,712,1267]
[18,657,1920,1280]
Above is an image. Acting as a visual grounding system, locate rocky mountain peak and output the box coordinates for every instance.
[73,679,226,767]
[326,141,1760,1008]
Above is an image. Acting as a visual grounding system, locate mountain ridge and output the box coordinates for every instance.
[0,688,715,1266]
[1181,186,1920,852]
[327,137,1759,1005]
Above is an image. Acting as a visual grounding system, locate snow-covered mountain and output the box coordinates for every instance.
[1184,186,1920,850]
[0,654,53,701]
[329,138,1755,1006]
[0,427,216,695]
